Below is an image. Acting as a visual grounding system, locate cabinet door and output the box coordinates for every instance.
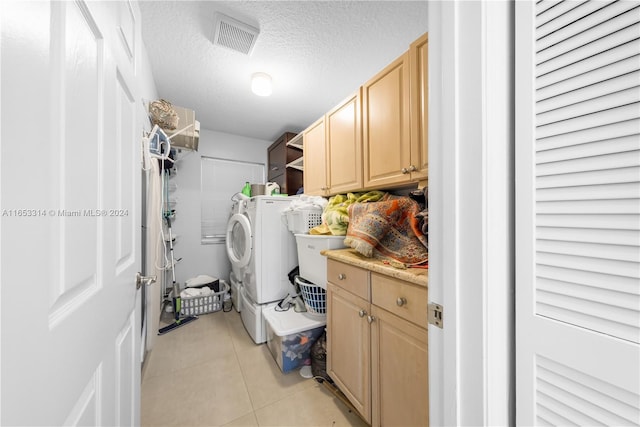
[410,33,428,181]
[302,117,327,196]
[362,52,411,188]
[326,90,363,194]
[371,306,428,427]
[268,137,286,181]
[327,283,371,424]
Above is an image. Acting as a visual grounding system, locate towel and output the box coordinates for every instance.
[286,195,328,211]
[180,286,213,298]
[309,191,386,236]
[344,197,428,265]
[185,274,219,290]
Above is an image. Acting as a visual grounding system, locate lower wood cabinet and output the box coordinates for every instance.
[371,305,428,427]
[327,283,371,422]
[326,259,429,426]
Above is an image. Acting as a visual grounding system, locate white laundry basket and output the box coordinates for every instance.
[285,208,322,234]
[296,276,326,316]
[179,281,230,316]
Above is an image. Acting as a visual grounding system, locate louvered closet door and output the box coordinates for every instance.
[516,1,640,425]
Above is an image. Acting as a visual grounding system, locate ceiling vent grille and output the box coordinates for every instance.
[212,13,259,56]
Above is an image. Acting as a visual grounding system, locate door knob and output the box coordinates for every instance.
[408,165,417,172]
[396,297,407,307]
[367,315,376,324]
[135,272,156,290]
[338,273,346,280]
[401,167,409,174]
[358,309,367,318]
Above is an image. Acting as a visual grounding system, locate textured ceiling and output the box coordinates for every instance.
[139,1,428,142]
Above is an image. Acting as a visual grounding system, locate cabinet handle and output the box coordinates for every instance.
[358,309,367,318]
[401,167,409,174]
[367,315,376,324]
[338,273,346,280]
[396,297,407,307]
[408,165,417,172]
[271,166,279,171]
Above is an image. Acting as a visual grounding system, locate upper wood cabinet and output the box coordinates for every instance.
[303,91,363,196]
[268,132,302,195]
[410,33,428,181]
[326,90,363,194]
[302,117,327,196]
[268,132,289,180]
[302,32,428,196]
[362,51,412,188]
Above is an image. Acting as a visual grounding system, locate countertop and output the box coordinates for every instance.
[321,248,428,288]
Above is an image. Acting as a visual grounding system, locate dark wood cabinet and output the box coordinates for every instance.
[267,132,303,195]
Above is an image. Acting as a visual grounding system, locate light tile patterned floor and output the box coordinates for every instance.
[141,309,368,427]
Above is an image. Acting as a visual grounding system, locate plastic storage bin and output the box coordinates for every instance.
[263,305,326,373]
[294,234,347,289]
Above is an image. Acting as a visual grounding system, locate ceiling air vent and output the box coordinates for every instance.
[212,13,259,56]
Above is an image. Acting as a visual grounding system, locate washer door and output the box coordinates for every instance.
[226,213,252,269]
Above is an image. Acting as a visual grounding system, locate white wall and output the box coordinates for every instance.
[139,44,159,115]
[169,129,272,286]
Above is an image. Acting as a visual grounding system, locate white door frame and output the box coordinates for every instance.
[428,1,515,425]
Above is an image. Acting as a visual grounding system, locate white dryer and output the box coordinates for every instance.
[235,196,298,344]
[226,194,250,312]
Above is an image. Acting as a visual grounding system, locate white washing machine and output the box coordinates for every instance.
[226,194,250,312]
[231,196,298,344]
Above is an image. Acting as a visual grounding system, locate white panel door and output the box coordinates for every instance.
[1,1,142,425]
[516,1,640,425]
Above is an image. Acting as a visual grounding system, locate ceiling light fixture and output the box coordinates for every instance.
[251,72,272,96]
